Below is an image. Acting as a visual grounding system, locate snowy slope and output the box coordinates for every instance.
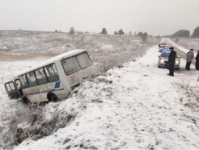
[14,46,199,149]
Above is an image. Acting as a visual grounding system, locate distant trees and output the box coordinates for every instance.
[171,30,190,38]
[69,27,75,35]
[137,32,148,41]
[191,26,199,38]
[114,31,118,35]
[118,29,124,35]
[142,32,148,41]
[100,28,107,34]
[137,32,143,36]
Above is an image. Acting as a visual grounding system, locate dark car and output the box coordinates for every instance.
[158,48,181,69]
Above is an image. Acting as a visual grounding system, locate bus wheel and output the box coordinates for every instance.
[22,97,30,104]
[49,94,58,102]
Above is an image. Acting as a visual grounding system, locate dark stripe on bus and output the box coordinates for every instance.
[27,88,64,95]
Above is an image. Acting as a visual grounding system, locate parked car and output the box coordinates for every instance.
[158,43,167,52]
[158,48,181,69]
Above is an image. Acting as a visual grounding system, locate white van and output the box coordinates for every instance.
[4,49,95,103]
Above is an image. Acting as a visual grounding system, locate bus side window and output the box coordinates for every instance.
[26,71,38,87]
[19,74,29,89]
[35,68,48,85]
[44,64,59,82]
[76,52,92,68]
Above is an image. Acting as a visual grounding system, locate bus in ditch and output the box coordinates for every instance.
[4,49,95,103]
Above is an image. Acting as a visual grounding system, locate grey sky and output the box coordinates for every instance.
[0,0,199,36]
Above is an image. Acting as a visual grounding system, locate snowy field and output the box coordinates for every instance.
[11,44,199,149]
[0,31,160,149]
[0,32,198,149]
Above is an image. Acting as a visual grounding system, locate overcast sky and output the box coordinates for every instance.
[0,0,199,36]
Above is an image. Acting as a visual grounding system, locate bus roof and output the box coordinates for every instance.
[14,49,86,78]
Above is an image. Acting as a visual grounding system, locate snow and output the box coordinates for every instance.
[13,45,199,149]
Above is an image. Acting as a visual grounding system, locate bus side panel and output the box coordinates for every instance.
[55,61,72,95]
[66,65,94,88]
[23,85,49,103]
[23,80,69,103]
[51,90,69,100]
[27,93,47,103]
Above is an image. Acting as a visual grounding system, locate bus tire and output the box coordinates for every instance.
[22,97,30,104]
[48,93,59,102]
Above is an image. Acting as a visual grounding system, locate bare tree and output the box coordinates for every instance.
[69,27,75,35]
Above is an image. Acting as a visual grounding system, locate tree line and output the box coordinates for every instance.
[54,27,149,41]
[163,26,199,38]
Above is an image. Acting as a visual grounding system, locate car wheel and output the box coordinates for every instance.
[158,63,161,68]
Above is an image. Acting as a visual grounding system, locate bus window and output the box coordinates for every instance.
[10,82,15,90]
[19,74,29,88]
[61,56,81,75]
[6,84,11,92]
[44,64,59,82]
[35,68,48,85]
[26,71,38,87]
[76,52,92,68]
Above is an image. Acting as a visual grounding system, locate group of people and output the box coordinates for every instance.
[185,49,199,70]
[167,47,199,77]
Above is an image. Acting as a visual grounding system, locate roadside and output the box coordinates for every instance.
[166,39,196,66]
[13,46,199,149]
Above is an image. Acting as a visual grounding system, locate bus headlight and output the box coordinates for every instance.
[160,59,164,63]
[175,60,179,64]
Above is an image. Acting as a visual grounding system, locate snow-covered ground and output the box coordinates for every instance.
[0,31,160,149]
[12,45,199,149]
[169,39,198,56]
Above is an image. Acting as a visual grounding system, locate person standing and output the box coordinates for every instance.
[196,50,199,70]
[168,47,176,76]
[186,49,194,70]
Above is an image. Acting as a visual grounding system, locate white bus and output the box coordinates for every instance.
[4,49,95,103]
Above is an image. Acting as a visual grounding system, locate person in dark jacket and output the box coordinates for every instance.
[167,47,176,76]
[196,50,199,70]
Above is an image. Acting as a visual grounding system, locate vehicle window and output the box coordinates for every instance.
[35,68,48,84]
[6,84,11,92]
[44,64,59,82]
[26,71,38,87]
[76,52,92,68]
[10,82,15,90]
[19,74,29,88]
[61,56,81,75]
[161,53,169,57]
[15,79,21,89]
[161,53,178,58]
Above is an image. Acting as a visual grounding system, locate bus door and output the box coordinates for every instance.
[4,81,20,100]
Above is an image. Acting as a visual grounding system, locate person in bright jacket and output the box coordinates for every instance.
[186,49,194,70]
[167,47,176,76]
[196,50,199,70]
